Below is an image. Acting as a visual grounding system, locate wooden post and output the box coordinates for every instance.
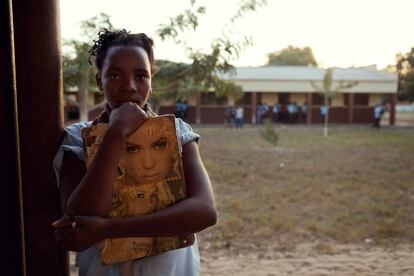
[306,92,312,124]
[390,93,397,125]
[12,0,68,275]
[348,93,354,124]
[251,92,257,124]
[0,0,25,275]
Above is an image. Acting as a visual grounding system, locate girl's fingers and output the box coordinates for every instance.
[54,230,67,248]
[52,215,75,228]
[52,217,68,227]
[55,227,71,240]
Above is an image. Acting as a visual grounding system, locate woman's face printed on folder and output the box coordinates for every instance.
[123,120,174,184]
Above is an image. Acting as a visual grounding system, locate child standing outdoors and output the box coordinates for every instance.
[52,30,217,276]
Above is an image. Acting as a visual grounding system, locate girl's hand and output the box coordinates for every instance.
[52,215,108,252]
[109,102,148,138]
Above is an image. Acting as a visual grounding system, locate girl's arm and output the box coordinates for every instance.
[60,102,148,216]
[54,141,217,251]
[60,125,126,216]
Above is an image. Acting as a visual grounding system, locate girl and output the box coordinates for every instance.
[52,29,217,276]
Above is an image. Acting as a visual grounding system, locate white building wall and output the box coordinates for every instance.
[232,80,397,94]
[261,93,279,105]
[290,94,306,104]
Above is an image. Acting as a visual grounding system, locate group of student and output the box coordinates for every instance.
[224,105,244,128]
[257,102,308,124]
[258,102,386,127]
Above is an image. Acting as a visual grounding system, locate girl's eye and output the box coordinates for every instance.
[150,193,158,200]
[137,193,145,199]
[127,145,141,153]
[135,74,148,80]
[109,74,120,80]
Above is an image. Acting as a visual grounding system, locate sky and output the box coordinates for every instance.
[60,0,414,69]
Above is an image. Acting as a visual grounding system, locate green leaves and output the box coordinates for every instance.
[396,47,414,101]
[62,1,268,108]
[400,72,414,101]
[62,13,114,91]
[79,12,113,43]
[312,68,358,99]
[267,45,318,66]
[260,119,279,147]
[154,0,266,102]
[323,68,333,92]
[156,1,205,42]
[231,0,267,22]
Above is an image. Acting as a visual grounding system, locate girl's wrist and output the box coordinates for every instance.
[102,217,115,240]
[107,124,128,142]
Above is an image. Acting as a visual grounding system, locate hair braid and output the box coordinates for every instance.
[88,29,156,75]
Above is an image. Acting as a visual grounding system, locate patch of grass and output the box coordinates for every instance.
[195,126,414,252]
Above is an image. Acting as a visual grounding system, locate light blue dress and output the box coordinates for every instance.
[53,118,200,276]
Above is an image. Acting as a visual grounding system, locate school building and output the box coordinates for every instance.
[157,66,398,125]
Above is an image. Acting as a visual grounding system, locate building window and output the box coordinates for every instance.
[278,93,290,105]
[312,93,324,105]
[344,94,350,106]
[354,93,369,106]
[236,92,251,105]
[344,93,369,106]
[201,92,227,105]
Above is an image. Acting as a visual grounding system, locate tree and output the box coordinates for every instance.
[260,119,279,147]
[62,13,114,121]
[62,1,267,118]
[266,45,318,66]
[311,68,357,137]
[396,47,414,101]
[154,0,267,105]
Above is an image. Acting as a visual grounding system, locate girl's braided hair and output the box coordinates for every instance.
[88,29,156,75]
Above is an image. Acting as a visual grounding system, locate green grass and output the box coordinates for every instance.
[195,126,414,252]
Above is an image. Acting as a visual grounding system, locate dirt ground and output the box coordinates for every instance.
[68,123,414,275]
[200,243,414,276]
[70,242,414,275]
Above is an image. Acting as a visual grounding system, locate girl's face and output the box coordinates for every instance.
[97,46,152,109]
[123,122,174,184]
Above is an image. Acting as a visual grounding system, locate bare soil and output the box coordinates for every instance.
[70,124,414,275]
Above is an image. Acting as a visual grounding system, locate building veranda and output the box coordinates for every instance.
[79,65,397,125]
[157,66,398,125]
